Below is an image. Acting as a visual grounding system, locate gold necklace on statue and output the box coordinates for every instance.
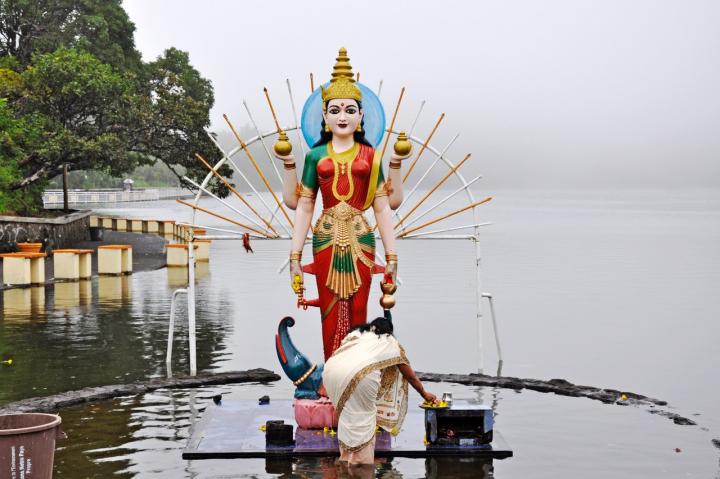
[328,142,358,202]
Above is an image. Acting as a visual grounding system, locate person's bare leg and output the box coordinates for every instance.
[348,437,376,466]
[338,444,350,464]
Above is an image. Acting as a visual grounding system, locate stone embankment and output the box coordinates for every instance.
[0,210,91,251]
[0,369,280,414]
[0,368,698,428]
[418,372,697,426]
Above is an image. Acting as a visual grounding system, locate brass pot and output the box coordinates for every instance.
[393,131,412,156]
[380,293,395,309]
[273,131,292,156]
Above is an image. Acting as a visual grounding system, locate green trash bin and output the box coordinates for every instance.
[0,413,64,479]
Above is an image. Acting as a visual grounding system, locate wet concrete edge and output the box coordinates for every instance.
[0,369,699,429]
[417,372,699,426]
[0,368,280,414]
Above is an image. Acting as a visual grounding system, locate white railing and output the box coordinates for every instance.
[156,187,194,199]
[42,188,192,205]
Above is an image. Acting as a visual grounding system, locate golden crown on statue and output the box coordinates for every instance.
[321,48,362,104]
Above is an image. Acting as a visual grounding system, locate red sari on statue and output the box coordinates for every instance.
[299,141,387,360]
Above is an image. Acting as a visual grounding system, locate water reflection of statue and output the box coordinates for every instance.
[275,48,411,360]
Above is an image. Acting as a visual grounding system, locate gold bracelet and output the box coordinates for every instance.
[298,184,316,199]
[385,252,398,262]
[389,161,402,169]
[289,251,302,261]
[283,162,296,170]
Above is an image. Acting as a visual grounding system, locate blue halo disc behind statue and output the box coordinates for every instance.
[301,82,386,149]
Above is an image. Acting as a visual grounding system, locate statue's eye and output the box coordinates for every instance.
[346,108,357,115]
[328,107,340,114]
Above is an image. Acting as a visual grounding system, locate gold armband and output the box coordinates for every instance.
[283,162,296,170]
[375,182,389,197]
[298,184,317,199]
[385,252,398,263]
[375,179,395,198]
[290,251,302,261]
[389,161,402,169]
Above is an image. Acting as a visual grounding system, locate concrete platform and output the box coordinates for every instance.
[0,231,167,290]
[183,400,512,460]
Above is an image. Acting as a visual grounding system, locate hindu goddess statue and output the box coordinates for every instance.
[274,48,411,360]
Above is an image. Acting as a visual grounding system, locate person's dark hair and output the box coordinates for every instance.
[313,100,373,148]
[350,317,394,336]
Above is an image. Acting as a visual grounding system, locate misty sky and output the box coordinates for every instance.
[123,0,720,189]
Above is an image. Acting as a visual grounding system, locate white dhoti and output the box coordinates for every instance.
[322,330,409,460]
[337,369,380,452]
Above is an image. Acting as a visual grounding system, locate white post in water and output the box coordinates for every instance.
[187,239,197,376]
[473,206,484,374]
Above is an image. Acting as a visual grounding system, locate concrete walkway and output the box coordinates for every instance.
[0,231,167,290]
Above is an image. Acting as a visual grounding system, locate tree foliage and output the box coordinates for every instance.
[0,98,44,213]
[9,48,135,188]
[135,47,231,196]
[0,0,142,72]
[0,1,228,214]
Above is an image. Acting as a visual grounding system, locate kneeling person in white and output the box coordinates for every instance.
[322,317,437,465]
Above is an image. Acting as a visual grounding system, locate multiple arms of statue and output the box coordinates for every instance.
[387,148,412,209]
[275,152,299,210]
[276,146,412,211]
[289,195,314,291]
[373,194,398,284]
[375,145,411,283]
[277,140,413,289]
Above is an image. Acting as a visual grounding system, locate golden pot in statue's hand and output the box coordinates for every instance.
[380,293,395,309]
[393,131,412,156]
[274,130,293,156]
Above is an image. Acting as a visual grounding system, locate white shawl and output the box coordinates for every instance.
[323,330,409,448]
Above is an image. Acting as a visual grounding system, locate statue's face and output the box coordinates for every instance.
[323,99,363,138]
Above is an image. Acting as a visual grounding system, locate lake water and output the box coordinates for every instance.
[1,189,718,477]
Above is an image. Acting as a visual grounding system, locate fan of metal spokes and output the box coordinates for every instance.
[178,76,492,258]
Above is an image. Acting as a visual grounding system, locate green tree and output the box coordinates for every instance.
[9,47,135,190]
[0,0,141,72]
[0,2,228,213]
[4,46,229,201]
[0,98,44,212]
[136,47,230,195]
[7,47,229,193]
